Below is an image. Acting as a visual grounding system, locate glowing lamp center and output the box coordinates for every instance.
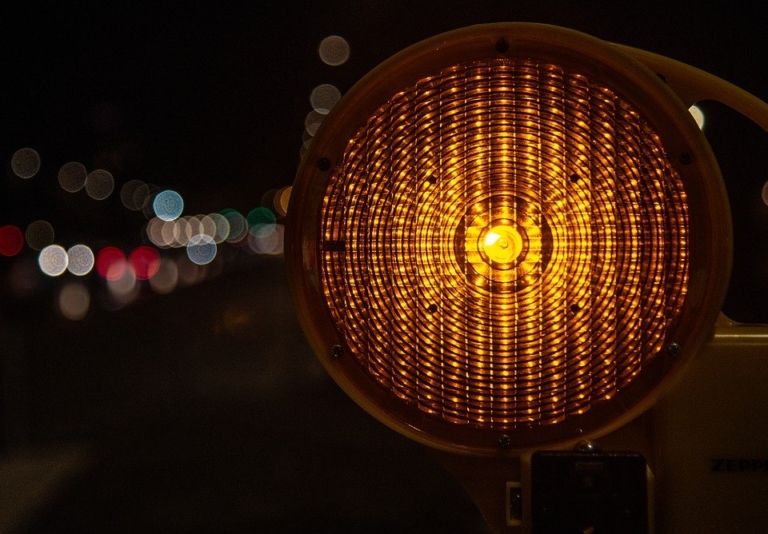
[482,224,522,264]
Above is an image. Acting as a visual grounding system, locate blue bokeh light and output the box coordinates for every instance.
[186,234,217,265]
[153,190,184,221]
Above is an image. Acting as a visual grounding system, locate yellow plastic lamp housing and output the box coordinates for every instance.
[286,23,731,455]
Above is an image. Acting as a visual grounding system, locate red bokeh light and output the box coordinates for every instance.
[96,247,127,281]
[129,246,161,280]
[0,225,24,257]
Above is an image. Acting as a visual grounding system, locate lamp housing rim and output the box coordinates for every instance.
[286,22,732,455]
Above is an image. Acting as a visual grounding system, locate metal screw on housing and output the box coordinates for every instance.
[667,343,681,356]
[331,344,344,358]
[317,157,332,171]
[574,440,601,453]
[498,434,511,448]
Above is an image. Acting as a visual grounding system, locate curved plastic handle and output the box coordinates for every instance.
[616,44,768,133]
[621,45,768,333]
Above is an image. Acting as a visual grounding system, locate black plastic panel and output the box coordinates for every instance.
[531,450,648,534]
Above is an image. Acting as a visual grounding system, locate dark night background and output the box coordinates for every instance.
[2,2,767,532]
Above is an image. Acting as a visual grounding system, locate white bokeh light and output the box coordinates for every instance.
[310,84,342,114]
[318,35,350,66]
[67,244,95,276]
[222,210,247,243]
[121,179,149,210]
[249,224,284,255]
[304,110,326,137]
[26,220,55,251]
[58,162,88,192]
[208,213,230,244]
[689,104,705,130]
[11,148,41,179]
[39,245,69,276]
[187,234,217,265]
[107,262,138,302]
[58,283,91,320]
[149,257,179,294]
[84,169,115,200]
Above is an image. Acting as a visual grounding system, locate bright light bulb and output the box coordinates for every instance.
[482,224,522,264]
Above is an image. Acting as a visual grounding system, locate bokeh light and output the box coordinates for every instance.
[149,217,179,249]
[121,179,150,210]
[174,217,193,247]
[11,148,41,179]
[129,246,161,280]
[149,257,178,294]
[0,225,24,257]
[310,84,342,114]
[145,217,165,248]
[58,282,90,321]
[318,35,350,66]
[160,219,181,248]
[96,247,127,281]
[26,221,55,251]
[58,162,88,192]
[689,104,705,130]
[4,127,297,310]
[176,254,207,286]
[248,207,277,238]
[249,223,284,255]
[186,234,217,265]
[67,244,95,276]
[304,110,326,137]
[84,169,115,200]
[209,213,230,244]
[221,209,247,243]
[261,189,278,215]
[153,190,184,221]
[39,245,69,276]
[107,262,138,304]
[274,186,292,217]
[140,184,161,218]
[193,215,217,242]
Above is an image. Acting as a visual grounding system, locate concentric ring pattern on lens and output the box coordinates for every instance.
[319,58,688,430]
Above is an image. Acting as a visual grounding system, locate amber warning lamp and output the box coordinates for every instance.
[286,23,768,533]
